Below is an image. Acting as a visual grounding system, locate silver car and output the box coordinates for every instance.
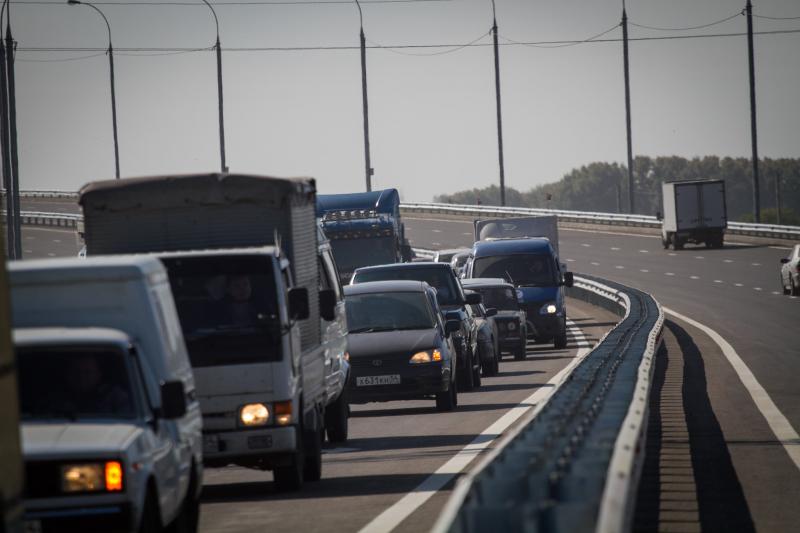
[780,244,800,296]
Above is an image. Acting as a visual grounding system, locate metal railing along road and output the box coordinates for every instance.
[401,201,800,240]
[432,274,665,533]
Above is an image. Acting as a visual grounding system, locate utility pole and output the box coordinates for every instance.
[774,167,782,225]
[0,27,14,259]
[490,0,506,206]
[1,0,20,259]
[67,1,120,178]
[746,0,760,222]
[355,0,372,192]
[622,1,634,214]
[200,0,226,172]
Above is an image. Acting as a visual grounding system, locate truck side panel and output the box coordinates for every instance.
[674,183,701,231]
[662,183,677,232]
[700,180,727,229]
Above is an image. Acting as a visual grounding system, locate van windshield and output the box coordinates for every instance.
[18,347,138,421]
[162,255,282,367]
[472,254,556,287]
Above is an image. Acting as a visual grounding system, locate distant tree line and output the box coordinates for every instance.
[434,156,800,225]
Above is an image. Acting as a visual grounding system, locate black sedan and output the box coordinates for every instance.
[344,280,461,411]
[461,278,528,360]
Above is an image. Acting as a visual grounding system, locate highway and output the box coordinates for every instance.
[11,200,800,532]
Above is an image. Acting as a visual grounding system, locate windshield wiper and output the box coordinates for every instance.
[505,270,515,285]
[349,326,398,334]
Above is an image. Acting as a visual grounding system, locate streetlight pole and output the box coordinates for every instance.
[68,1,120,179]
[200,0,227,173]
[745,0,760,222]
[0,2,14,258]
[490,0,506,207]
[1,0,21,258]
[354,0,372,192]
[622,1,634,214]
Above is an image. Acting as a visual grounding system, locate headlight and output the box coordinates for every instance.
[539,303,558,315]
[61,461,124,493]
[507,321,517,331]
[409,349,442,364]
[240,403,270,427]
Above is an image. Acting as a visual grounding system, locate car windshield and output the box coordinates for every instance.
[329,236,397,275]
[474,287,518,310]
[346,291,436,333]
[353,266,462,306]
[472,254,556,286]
[162,255,282,367]
[18,347,138,421]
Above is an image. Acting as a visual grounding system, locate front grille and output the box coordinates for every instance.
[350,352,412,371]
[25,461,63,499]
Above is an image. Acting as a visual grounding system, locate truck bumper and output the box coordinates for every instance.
[527,314,566,342]
[202,426,298,468]
[24,502,133,533]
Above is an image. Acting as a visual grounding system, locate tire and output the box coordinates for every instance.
[662,234,670,249]
[139,488,162,533]
[459,352,475,391]
[554,332,568,350]
[782,276,790,295]
[672,236,683,251]
[325,389,349,444]
[792,278,800,297]
[472,354,482,388]
[274,430,304,492]
[514,344,526,361]
[302,422,323,482]
[436,379,457,411]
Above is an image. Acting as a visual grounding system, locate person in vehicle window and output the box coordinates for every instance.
[65,355,131,415]
[225,275,259,326]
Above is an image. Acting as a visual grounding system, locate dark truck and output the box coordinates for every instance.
[317,189,412,284]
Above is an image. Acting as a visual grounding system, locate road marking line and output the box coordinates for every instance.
[615,265,625,269]
[690,275,700,280]
[772,291,780,295]
[668,253,677,257]
[462,232,472,236]
[694,256,704,259]
[734,283,743,287]
[611,247,620,251]
[432,242,441,246]
[581,243,591,247]
[663,308,800,474]
[751,263,761,266]
[754,287,762,291]
[591,261,600,266]
[724,259,733,263]
[639,250,649,253]
[665,272,675,276]
[432,229,442,233]
[357,320,591,533]
[640,269,650,273]
[769,246,793,251]
[714,279,723,283]
[47,253,55,257]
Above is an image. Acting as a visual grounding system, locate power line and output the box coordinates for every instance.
[629,11,742,31]
[16,52,108,62]
[366,29,491,56]
[16,28,800,55]
[754,13,800,21]
[500,22,619,49]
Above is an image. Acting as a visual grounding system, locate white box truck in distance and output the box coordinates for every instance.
[79,173,342,491]
[660,179,727,250]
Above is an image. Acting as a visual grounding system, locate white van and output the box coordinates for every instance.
[8,256,203,533]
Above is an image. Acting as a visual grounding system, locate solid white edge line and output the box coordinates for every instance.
[663,307,800,472]
[357,320,592,533]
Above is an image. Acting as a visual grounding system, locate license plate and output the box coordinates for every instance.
[356,374,401,386]
[203,434,220,454]
[24,521,42,533]
[247,435,273,450]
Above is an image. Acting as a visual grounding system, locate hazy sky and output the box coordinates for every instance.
[8,0,800,200]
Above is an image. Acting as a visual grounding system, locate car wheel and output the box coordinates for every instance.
[325,389,349,444]
[672,237,683,250]
[436,380,457,411]
[514,344,526,361]
[274,432,304,492]
[792,278,800,296]
[139,488,162,533]
[782,275,790,295]
[459,354,475,391]
[554,332,568,350]
[302,422,323,482]
[472,355,482,387]
[170,467,200,533]
[662,234,670,249]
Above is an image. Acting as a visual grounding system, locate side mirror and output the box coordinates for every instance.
[288,287,310,320]
[464,292,482,305]
[655,211,663,221]
[160,381,187,419]
[780,258,790,264]
[445,320,460,336]
[562,272,574,288]
[319,288,337,321]
[485,307,498,318]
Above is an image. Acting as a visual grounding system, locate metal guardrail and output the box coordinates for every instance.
[401,201,800,240]
[432,274,665,533]
[1,190,78,200]
[1,211,81,229]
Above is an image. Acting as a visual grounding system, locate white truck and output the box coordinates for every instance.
[79,173,346,490]
[474,215,560,255]
[660,179,727,250]
[9,256,203,533]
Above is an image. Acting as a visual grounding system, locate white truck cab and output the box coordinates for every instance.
[8,257,203,533]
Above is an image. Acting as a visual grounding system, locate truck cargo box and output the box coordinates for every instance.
[79,173,320,349]
[474,215,559,256]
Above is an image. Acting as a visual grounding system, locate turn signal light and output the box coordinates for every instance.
[105,461,124,492]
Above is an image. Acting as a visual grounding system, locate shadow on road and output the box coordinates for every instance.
[350,401,532,418]
[342,433,481,452]
[201,472,452,504]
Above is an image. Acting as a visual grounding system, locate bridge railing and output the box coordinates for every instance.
[432,274,664,533]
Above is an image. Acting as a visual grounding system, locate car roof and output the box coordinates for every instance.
[354,262,453,275]
[344,280,431,296]
[473,238,553,256]
[461,277,514,289]
[9,255,165,284]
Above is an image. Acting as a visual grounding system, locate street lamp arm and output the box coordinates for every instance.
[354,0,364,31]
[200,0,220,42]
[67,1,111,48]
[490,0,497,26]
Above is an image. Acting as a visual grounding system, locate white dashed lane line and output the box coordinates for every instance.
[611,247,620,251]
[640,269,649,273]
[615,265,625,269]
[581,243,591,247]
[431,229,442,233]
[694,256,704,259]
[690,275,700,280]
[52,239,61,243]
[754,287,762,291]
[639,250,649,253]
[735,283,744,287]
[752,263,761,266]
[665,272,675,276]
[668,253,677,257]
[47,253,55,257]
[566,259,575,262]
[714,279,723,283]
[590,262,600,266]
[724,259,734,263]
